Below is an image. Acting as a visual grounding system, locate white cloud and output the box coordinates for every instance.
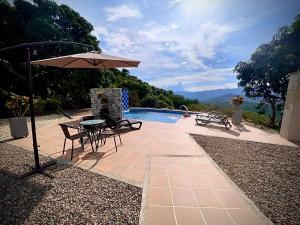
[186,82,238,91]
[104,4,142,22]
[137,21,236,70]
[93,19,236,80]
[94,3,238,90]
[171,0,226,18]
[168,0,181,9]
[92,26,109,39]
[149,67,234,88]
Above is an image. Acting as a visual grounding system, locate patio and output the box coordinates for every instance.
[0,110,297,225]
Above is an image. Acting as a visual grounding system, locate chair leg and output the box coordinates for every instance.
[88,133,95,152]
[81,138,84,150]
[71,140,74,160]
[63,138,66,154]
[118,133,122,145]
[113,135,118,152]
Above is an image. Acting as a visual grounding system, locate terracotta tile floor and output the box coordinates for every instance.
[143,155,268,225]
[1,112,295,225]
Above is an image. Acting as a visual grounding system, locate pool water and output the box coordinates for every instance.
[124,109,184,123]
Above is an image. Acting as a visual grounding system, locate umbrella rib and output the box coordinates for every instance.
[82,58,103,68]
[99,60,107,69]
[62,58,81,68]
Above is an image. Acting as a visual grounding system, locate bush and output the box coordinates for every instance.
[45,96,62,111]
[242,111,269,125]
[34,98,47,113]
[141,96,157,108]
[188,103,212,112]
[156,100,171,108]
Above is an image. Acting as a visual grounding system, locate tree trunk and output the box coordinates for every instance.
[269,100,276,127]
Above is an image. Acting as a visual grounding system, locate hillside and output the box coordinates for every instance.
[176,88,244,102]
[203,93,258,112]
[176,88,259,112]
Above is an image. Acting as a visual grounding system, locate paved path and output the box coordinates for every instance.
[1,113,294,225]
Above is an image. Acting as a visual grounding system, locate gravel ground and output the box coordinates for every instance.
[0,143,142,225]
[191,134,300,225]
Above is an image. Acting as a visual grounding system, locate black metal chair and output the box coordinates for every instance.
[101,120,122,152]
[59,123,87,160]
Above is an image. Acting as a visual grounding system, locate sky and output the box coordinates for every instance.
[55,0,300,92]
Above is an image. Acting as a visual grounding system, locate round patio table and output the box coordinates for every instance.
[80,119,105,151]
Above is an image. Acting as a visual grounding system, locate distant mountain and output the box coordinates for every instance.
[176,88,244,102]
[203,93,237,104]
[203,93,258,112]
[176,88,259,112]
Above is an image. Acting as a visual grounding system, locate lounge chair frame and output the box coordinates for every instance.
[99,112,143,130]
[195,111,232,130]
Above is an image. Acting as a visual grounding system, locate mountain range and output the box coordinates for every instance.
[176,88,259,112]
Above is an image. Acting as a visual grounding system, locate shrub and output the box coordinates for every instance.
[45,96,62,111]
[5,94,30,118]
[242,111,269,125]
[34,98,47,113]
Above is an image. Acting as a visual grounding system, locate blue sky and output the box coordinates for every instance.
[56,0,300,92]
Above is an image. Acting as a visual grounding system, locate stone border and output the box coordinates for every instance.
[139,155,151,225]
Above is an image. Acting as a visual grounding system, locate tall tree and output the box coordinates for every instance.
[234,15,300,127]
[0,0,100,112]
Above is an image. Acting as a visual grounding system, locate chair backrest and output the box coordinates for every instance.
[59,124,71,139]
[81,115,95,121]
[113,120,122,132]
[99,112,115,127]
[104,119,121,132]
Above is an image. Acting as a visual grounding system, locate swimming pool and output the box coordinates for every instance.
[123,108,184,123]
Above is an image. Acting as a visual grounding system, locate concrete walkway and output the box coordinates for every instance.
[1,113,295,225]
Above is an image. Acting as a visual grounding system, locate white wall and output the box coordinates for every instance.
[280,71,300,142]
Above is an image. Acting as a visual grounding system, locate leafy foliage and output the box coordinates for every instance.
[0,0,200,117]
[5,94,30,118]
[234,14,300,127]
[231,96,244,106]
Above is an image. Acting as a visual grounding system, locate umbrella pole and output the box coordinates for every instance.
[19,47,56,179]
[0,41,95,179]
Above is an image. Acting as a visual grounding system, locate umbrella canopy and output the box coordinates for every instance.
[31,51,140,68]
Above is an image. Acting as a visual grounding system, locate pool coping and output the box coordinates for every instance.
[128,107,199,114]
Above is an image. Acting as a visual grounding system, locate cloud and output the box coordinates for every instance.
[170,0,227,18]
[92,26,109,39]
[93,19,236,84]
[93,2,238,91]
[186,82,238,91]
[168,0,181,9]
[104,4,142,22]
[148,67,235,88]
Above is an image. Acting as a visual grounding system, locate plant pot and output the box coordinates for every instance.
[8,117,28,139]
[232,110,243,124]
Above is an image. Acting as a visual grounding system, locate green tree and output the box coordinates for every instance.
[0,0,202,117]
[234,15,300,127]
[0,0,99,114]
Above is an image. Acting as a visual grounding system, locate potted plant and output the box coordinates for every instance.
[231,95,244,124]
[5,94,30,138]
